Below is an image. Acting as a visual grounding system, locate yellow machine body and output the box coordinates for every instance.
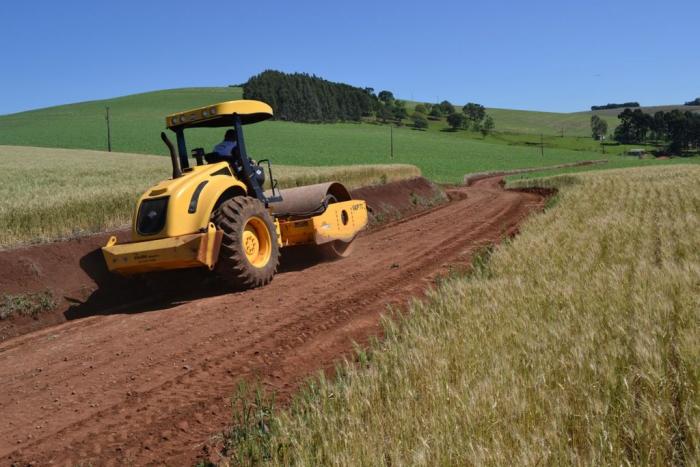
[103,223,223,275]
[102,99,368,277]
[103,196,367,275]
[278,200,368,246]
[130,161,247,242]
[166,100,273,129]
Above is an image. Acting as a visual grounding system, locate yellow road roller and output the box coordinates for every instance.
[102,100,368,289]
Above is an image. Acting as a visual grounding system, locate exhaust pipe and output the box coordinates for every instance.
[161,132,182,179]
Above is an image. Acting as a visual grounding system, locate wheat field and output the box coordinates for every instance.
[222,165,700,466]
[0,146,419,248]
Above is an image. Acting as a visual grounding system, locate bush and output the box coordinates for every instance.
[411,113,429,130]
[446,112,466,130]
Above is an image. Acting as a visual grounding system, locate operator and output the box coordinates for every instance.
[207,129,263,186]
[212,129,238,157]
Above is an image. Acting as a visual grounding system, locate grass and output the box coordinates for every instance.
[506,154,700,183]
[403,100,620,136]
[5,86,695,185]
[0,291,55,320]
[0,87,635,183]
[219,165,700,465]
[0,87,245,153]
[0,146,419,248]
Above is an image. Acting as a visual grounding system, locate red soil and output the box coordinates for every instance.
[0,178,446,342]
[0,176,547,465]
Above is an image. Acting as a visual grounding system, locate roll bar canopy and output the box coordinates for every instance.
[166,100,273,129]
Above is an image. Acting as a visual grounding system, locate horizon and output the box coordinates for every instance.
[1,84,697,118]
[1,0,698,115]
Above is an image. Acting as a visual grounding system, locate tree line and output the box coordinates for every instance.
[242,70,495,134]
[612,108,700,153]
[685,97,700,106]
[243,70,377,122]
[591,102,640,111]
[408,100,494,135]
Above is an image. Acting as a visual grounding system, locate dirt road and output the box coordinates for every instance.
[0,177,546,465]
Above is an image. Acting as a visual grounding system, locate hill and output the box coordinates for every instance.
[585,103,700,118]
[3,87,699,149]
[485,107,616,136]
[0,87,613,182]
[401,100,618,136]
[0,87,244,153]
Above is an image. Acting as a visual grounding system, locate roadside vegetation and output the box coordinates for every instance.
[0,291,55,320]
[0,146,419,248]
[219,165,699,465]
[506,155,700,182]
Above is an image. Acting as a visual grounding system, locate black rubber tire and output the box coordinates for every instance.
[212,196,280,289]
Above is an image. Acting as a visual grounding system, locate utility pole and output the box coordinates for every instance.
[540,133,544,157]
[390,125,394,159]
[105,107,112,152]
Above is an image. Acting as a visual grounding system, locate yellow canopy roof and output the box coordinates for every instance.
[166,100,273,129]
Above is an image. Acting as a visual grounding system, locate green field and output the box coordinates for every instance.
[0,146,419,248]
[221,165,700,465]
[403,100,619,136]
[506,154,700,182]
[0,87,616,183]
[2,87,696,185]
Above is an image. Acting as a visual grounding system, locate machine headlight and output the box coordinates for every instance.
[210,107,217,115]
[136,197,169,235]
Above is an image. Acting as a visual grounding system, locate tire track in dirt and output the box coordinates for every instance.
[0,177,547,465]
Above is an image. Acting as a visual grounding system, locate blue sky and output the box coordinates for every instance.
[1,0,698,114]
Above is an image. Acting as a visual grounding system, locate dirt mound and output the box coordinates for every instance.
[0,176,548,465]
[0,178,447,341]
[353,177,447,224]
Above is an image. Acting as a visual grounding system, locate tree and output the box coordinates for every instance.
[439,100,455,115]
[376,103,393,123]
[414,103,428,114]
[462,103,486,123]
[591,102,640,111]
[428,106,443,120]
[411,113,429,130]
[650,111,667,140]
[590,115,608,140]
[480,115,495,137]
[613,108,652,144]
[392,100,408,124]
[612,108,700,153]
[243,70,379,123]
[378,90,395,104]
[446,112,466,130]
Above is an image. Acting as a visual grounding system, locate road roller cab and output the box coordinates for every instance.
[102,99,368,289]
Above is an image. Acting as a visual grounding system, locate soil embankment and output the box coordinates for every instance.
[0,176,547,465]
[0,178,445,341]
